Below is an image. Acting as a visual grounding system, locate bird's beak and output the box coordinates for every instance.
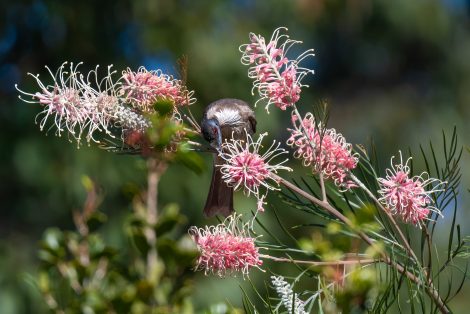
[216,129,223,152]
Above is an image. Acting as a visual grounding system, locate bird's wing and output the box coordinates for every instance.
[248,115,257,134]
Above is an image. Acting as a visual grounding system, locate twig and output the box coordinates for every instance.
[182,109,201,133]
[147,158,160,225]
[183,127,200,136]
[261,254,378,266]
[319,172,327,202]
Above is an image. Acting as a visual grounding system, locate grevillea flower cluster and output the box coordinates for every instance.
[218,131,292,212]
[287,112,358,189]
[378,152,444,226]
[271,276,308,314]
[16,62,194,146]
[120,66,195,113]
[188,214,262,277]
[240,27,314,112]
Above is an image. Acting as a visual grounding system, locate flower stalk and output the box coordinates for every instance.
[261,254,378,266]
[145,157,167,283]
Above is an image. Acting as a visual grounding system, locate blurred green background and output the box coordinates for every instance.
[1,0,470,313]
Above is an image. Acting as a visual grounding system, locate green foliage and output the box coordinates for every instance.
[36,181,198,314]
[173,143,206,175]
[334,268,379,314]
[153,100,176,117]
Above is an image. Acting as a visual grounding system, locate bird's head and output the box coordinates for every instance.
[201,118,222,150]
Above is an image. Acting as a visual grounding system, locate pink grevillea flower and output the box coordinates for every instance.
[79,65,150,137]
[218,132,292,211]
[119,67,195,113]
[16,62,88,141]
[189,214,262,277]
[240,27,314,112]
[378,152,444,226]
[16,62,150,145]
[287,112,358,190]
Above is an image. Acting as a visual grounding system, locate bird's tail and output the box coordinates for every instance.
[203,155,234,217]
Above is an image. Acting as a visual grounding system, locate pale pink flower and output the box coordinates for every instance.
[16,62,150,145]
[287,112,358,189]
[378,152,444,226]
[218,132,292,210]
[119,67,195,112]
[16,62,88,141]
[188,214,262,277]
[79,65,150,138]
[240,27,314,112]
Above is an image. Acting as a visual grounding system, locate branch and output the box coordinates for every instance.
[261,254,378,266]
[145,157,167,283]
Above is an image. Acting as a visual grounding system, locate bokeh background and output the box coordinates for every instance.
[1,0,469,313]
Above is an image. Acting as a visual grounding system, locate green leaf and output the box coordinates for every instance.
[39,228,66,262]
[128,229,150,256]
[155,236,196,268]
[153,99,175,117]
[156,238,179,260]
[37,271,50,292]
[43,228,64,252]
[86,211,107,233]
[136,279,153,302]
[88,234,106,258]
[127,216,146,228]
[145,113,183,150]
[157,123,180,148]
[155,204,186,235]
[38,249,59,264]
[81,175,94,192]
[174,150,205,174]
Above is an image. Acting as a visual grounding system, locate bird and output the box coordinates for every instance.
[201,98,257,217]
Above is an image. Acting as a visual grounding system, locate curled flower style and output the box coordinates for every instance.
[16,62,90,142]
[378,152,444,226]
[271,276,308,314]
[240,27,314,112]
[189,214,262,277]
[78,65,150,141]
[16,62,153,145]
[218,132,292,211]
[287,112,358,189]
[119,67,196,113]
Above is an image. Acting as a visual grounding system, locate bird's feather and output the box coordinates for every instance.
[202,98,256,217]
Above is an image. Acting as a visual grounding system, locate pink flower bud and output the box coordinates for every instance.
[189,215,262,277]
[287,112,358,189]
